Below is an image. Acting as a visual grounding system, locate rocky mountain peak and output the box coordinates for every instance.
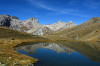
[67,21,77,26]
[68,21,74,23]
[30,17,36,20]
[11,16,19,19]
[58,20,63,23]
[29,17,39,23]
[0,15,10,18]
[0,15,19,20]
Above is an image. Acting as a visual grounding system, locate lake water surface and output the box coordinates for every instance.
[15,42,100,66]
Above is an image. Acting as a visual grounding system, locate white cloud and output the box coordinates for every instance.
[26,0,89,17]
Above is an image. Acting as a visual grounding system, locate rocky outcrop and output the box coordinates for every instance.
[10,17,27,31]
[0,15,28,31]
[0,15,43,33]
[23,17,43,34]
[44,20,77,31]
[34,26,52,35]
[0,15,77,35]
[60,21,77,30]
[0,15,11,27]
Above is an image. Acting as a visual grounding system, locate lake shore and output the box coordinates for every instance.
[0,38,100,66]
[0,38,53,66]
[0,38,77,66]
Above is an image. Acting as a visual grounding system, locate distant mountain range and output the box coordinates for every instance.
[0,15,77,35]
[0,15,100,41]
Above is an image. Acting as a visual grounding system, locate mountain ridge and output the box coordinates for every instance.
[0,15,100,41]
[0,15,77,35]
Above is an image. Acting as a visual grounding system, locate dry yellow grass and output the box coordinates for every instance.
[43,23,100,41]
[0,27,51,66]
[0,38,53,66]
[0,39,37,66]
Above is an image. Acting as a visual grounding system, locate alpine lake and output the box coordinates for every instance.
[15,41,100,66]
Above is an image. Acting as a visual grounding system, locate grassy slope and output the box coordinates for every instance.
[0,27,44,39]
[0,27,49,66]
[43,20,100,41]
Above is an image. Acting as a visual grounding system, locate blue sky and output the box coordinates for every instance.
[0,0,100,25]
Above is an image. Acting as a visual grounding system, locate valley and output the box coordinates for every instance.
[0,15,100,66]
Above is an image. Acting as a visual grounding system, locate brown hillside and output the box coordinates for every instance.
[43,17,100,41]
[0,27,44,39]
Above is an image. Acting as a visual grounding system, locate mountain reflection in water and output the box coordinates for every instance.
[15,42,100,66]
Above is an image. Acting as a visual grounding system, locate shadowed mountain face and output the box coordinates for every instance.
[15,42,100,62]
[0,15,11,27]
[0,15,77,35]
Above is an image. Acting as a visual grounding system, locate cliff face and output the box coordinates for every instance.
[0,15,77,35]
[0,15,28,32]
[0,15,11,27]
[23,17,44,34]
